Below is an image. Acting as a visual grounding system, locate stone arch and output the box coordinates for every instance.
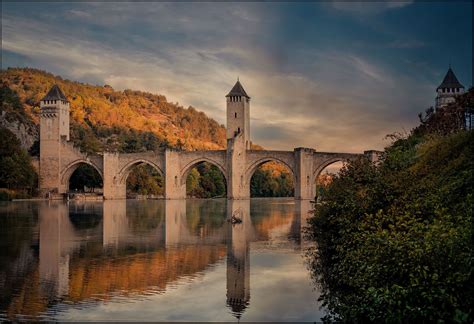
[117,159,164,185]
[312,157,346,184]
[245,157,296,187]
[179,157,228,186]
[60,159,104,189]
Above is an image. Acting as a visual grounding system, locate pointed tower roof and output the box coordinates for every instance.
[437,67,464,90]
[41,84,68,102]
[226,80,250,99]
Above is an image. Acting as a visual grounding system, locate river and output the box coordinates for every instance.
[0,198,324,321]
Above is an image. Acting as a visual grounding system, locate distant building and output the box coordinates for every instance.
[435,66,472,130]
[435,67,465,110]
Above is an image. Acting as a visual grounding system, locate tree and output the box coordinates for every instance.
[250,165,294,197]
[306,127,473,322]
[186,168,202,197]
[186,162,226,198]
[126,163,164,196]
[0,128,38,192]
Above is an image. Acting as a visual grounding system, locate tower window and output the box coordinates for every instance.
[238,127,241,133]
[235,112,237,118]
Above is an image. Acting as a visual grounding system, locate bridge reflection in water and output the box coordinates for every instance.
[3,199,313,321]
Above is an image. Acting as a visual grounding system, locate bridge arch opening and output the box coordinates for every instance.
[314,159,346,201]
[183,161,227,198]
[69,202,103,230]
[119,160,164,198]
[249,160,295,198]
[63,161,103,193]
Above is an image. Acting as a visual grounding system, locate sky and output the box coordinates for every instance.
[2,1,472,152]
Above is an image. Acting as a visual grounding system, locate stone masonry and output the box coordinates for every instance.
[39,81,380,200]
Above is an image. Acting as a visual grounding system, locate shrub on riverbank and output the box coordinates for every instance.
[0,128,38,199]
[306,91,473,322]
[0,188,33,201]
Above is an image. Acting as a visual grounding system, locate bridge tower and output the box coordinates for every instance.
[39,85,70,196]
[226,79,251,150]
[226,80,251,199]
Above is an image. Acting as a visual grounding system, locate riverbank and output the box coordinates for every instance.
[306,128,473,322]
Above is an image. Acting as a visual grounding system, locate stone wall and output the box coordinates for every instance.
[38,85,377,200]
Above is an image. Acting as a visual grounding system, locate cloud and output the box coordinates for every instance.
[328,1,414,15]
[387,39,426,49]
[2,2,432,153]
[68,9,92,19]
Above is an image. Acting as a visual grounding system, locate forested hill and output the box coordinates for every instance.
[1,67,226,153]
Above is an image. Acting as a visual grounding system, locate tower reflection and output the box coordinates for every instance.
[226,200,251,319]
[31,199,308,320]
[39,202,76,298]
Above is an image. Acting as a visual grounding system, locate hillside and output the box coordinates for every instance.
[1,67,295,198]
[1,67,226,152]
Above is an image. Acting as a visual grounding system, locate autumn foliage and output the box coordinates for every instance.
[1,67,226,152]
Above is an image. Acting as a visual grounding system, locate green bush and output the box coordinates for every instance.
[0,128,38,193]
[306,130,473,322]
[186,162,226,198]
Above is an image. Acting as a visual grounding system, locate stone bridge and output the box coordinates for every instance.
[38,82,380,200]
[49,144,377,199]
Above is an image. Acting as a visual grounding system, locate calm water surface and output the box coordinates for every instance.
[0,198,324,321]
